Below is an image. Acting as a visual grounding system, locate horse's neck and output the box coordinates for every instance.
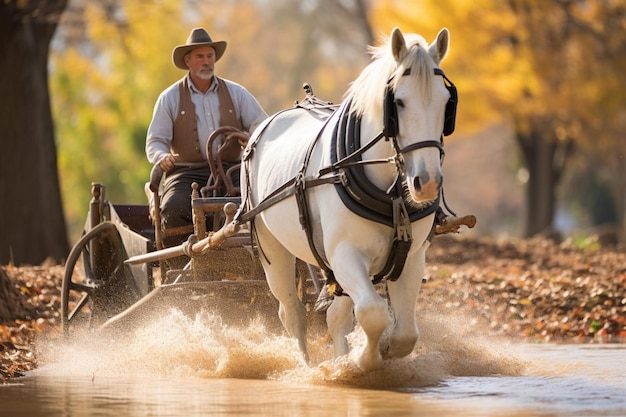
[360,116,397,191]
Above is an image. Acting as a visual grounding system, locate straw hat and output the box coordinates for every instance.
[172,28,227,70]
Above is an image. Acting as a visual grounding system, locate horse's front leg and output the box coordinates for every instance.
[331,247,389,371]
[384,243,427,359]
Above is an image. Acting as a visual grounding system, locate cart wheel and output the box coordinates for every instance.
[62,221,142,338]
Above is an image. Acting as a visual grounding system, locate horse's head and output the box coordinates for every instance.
[388,27,452,205]
[348,28,453,206]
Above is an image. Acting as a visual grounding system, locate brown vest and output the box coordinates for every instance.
[171,76,244,163]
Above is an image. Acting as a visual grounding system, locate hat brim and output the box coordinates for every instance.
[172,41,227,70]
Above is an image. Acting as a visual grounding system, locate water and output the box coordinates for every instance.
[1,310,624,416]
[418,344,626,416]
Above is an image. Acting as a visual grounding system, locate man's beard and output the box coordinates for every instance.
[195,65,214,80]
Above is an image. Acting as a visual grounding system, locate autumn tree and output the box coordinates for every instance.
[52,0,194,238]
[373,0,626,239]
[52,0,376,241]
[0,0,69,265]
[0,267,34,323]
[559,1,626,238]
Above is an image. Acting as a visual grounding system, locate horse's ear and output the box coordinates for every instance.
[429,28,450,64]
[391,27,407,62]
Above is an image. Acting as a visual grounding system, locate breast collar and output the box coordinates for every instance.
[330,102,440,228]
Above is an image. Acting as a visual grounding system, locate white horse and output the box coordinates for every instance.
[239,27,454,371]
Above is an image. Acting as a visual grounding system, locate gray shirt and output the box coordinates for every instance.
[146,74,268,164]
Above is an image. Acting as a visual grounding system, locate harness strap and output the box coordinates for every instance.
[236,104,341,279]
[237,89,445,299]
[292,110,342,276]
[236,174,343,225]
[372,197,413,284]
[319,130,388,177]
[398,140,444,158]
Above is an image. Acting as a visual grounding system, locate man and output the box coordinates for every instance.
[146,28,267,240]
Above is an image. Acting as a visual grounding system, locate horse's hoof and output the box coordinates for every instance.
[388,334,418,359]
[351,348,383,371]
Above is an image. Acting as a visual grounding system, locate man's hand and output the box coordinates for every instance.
[225,131,250,148]
[158,153,176,172]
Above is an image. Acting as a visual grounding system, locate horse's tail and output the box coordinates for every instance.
[314,285,334,312]
[313,269,346,312]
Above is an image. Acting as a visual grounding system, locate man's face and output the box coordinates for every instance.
[185,46,216,80]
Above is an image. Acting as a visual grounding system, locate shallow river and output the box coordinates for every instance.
[1,311,624,416]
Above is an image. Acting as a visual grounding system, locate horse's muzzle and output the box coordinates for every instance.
[410,173,442,202]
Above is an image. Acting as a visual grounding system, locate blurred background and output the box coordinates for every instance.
[1,0,625,265]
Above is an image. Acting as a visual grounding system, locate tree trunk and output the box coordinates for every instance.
[0,267,34,324]
[0,1,69,265]
[611,160,626,244]
[516,121,572,238]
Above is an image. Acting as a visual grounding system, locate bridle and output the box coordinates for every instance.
[236,65,459,287]
[318,66,456,179]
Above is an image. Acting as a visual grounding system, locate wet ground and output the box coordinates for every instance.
[1,235,625,381]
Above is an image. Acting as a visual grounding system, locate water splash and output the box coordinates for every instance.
[35,309,527,389]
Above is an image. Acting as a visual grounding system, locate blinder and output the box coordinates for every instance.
[383,85,399,138]
[434,68,457,136]
[383,67,458,138]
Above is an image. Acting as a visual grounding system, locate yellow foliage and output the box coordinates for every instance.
[50,0,626,239]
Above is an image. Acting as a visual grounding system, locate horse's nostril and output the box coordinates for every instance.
[413,176,422,192]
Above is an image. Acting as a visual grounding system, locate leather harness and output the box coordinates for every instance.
[236,90,444,295]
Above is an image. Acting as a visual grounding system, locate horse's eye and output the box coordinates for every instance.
[395,99,405,108]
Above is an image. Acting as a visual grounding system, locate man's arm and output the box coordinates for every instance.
[229,81,268,133]
[146,89,177,165]
[221,81,268,162]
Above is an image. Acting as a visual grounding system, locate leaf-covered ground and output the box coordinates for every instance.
[423,236,626,342]
[1,236,625,381]
[1,264,64,381]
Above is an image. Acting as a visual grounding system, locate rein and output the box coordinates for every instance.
[236,106,342,226]
[237,100,442,227]
[319,121,444,178]
[236,80,446,292]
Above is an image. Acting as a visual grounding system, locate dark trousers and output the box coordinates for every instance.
[160,165,211,231]
[160,164,240,233]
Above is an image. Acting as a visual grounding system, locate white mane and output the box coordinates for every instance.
[345,33,436,122]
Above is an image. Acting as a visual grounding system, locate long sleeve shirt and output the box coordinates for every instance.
[146,73,268,165]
